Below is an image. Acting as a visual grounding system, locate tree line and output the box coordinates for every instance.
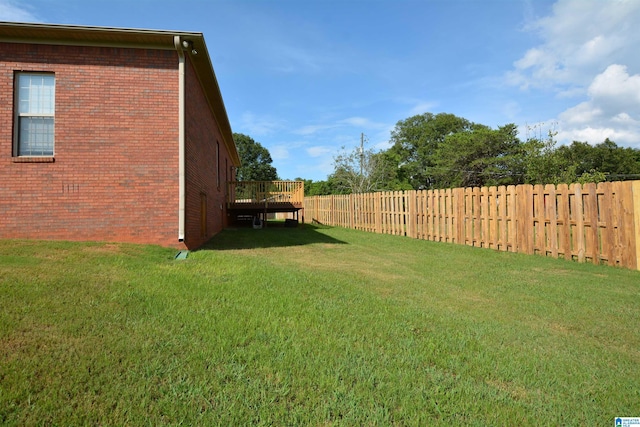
[305,112,640,195]
[232,113,640,196]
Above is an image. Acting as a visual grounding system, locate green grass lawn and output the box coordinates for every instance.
[1,224,639,425]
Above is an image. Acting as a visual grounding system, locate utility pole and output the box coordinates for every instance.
[360,132,364,176]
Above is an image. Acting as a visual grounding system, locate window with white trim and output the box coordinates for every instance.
[14,73,55,156]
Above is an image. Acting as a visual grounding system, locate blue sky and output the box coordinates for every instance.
[2,0,640,181]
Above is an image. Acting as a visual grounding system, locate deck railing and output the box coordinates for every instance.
[227,181,305,206]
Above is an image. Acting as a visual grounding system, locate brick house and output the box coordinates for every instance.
[0,22,240,250]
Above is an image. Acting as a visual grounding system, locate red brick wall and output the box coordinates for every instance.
[0,42,183,247]
[183,57,235,249]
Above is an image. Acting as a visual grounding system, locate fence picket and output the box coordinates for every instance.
[545,184,558,258]
[600,182,615,266]
[583,183,599,264]
[474,187,481,245]
[570,184,585,262]
[625,182,640,269]
[507,185,517,252]
[556,184,571,260]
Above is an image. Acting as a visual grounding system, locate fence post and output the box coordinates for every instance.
[349,193,354,230]
[545,184,559,258]
[601,182,616,266]
[453,188,464,244]
[582,182,600,265]
[556,184,572,260]
[488,186,497,249]
[517,184,534,255]
[507,185,517,252]
[498,186,508,251]
[631,181,640,270]
[481,186,490,248]
[406,190,415,238]
[572,184,586,262]
[375,192,382,234]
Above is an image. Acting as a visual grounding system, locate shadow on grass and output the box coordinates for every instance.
[199,223,347,250]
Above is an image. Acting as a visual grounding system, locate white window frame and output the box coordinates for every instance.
[14,72,56,157]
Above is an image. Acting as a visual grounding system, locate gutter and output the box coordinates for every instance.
[174,36,186,242]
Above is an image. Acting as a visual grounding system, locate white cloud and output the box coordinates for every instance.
[308,155,335,177]
[588,64,640,109]
[509,0,640,90]
[556,87,585,99]
[294,123,337,136]
[408,101,437,116]
[295,115,388,137]
[509,1,640,148]
[270,145,290,161]
[556,64,640,146]
[514,48,546,70]
[612,113,639,125]
[237,111,287,137]
[339,117,371,128]
[338,116,388,130]
[556,126,635,145]
[0,0,39,22]
[277,146,334,180]
[306,146,333,158]
[558,102,602,125]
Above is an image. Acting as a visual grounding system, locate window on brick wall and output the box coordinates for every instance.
[14,73,55,156]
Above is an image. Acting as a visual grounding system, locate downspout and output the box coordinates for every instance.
[174,36,186,242]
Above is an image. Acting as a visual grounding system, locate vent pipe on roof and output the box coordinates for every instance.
[174,36,186,243]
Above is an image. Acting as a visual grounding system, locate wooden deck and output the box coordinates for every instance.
[227,181,304,224]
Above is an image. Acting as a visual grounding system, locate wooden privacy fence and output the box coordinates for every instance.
[304,181,640,270]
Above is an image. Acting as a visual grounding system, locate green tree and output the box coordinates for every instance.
[554,141,597,176]
[521,129,578,185]
[590,139,640,179]
[331,143,392,194]
[387,113,473,189]
[298,178,340,196]
[527,137,640,184]
[432,123,524,188]
[232,133,278,181]
[372,150,413,191]
[383,113,640,189]
[552,140,610,184]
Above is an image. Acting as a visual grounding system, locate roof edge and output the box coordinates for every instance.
[0,21,200,50]
[0,21,241,166]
